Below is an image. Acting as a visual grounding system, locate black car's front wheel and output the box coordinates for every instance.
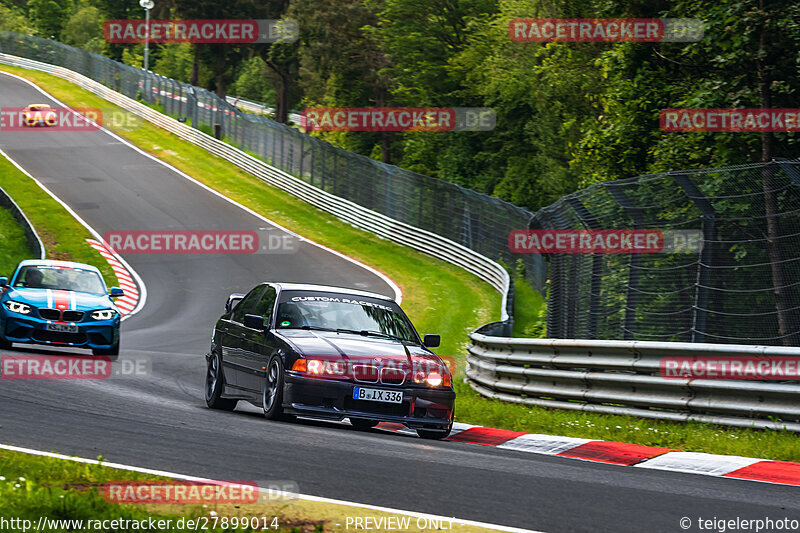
[262,356,292,420]
[205,351,237,411]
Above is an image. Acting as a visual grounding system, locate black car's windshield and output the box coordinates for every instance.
[275,293,416,342]
[13,265,106,295]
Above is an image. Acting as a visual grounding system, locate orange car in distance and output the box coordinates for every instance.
[22,103,57,126]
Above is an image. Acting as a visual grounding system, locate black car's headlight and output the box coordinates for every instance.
[91,309,117,320]
[4,300,32,314]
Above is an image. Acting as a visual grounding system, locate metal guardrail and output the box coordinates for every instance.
[468,327,800,431]
[224,95,302,124]
[0,53,511,325]
[0,180,45,260]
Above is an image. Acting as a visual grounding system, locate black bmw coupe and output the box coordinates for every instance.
[205,283,455,439]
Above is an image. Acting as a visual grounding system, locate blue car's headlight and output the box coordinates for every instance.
[91,309,117,321]
[4,300,32,314]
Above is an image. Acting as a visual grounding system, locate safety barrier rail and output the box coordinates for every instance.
[467,326,800,431]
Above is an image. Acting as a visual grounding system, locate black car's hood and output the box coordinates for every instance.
[277,330,436,361]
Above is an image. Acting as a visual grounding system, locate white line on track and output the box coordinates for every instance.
[0,443,542,533]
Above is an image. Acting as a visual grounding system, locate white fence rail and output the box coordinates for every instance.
[468,327,800,431]
[225,95,302,124]
[0,53,509,322]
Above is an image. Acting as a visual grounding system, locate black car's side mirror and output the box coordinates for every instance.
[423,334,441,348]
[243,314,266,330]
[225,293,245,313]
[0,277,7,288]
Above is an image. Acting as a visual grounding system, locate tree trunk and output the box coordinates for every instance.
[265,59,289,124]
[757,0,795,345]
[190,46,199,87]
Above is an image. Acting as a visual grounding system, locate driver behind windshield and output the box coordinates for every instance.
[23,268,44,288]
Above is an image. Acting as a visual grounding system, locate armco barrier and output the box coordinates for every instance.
[0,181,45,260]
[467,326,800,431]
[0,52,511,327]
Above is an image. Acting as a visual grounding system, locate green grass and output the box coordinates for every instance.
[511,276,546,337]
[0,206,32,277]
[3,65,800,463]
[0,449,497,532]
[0,155,117,287]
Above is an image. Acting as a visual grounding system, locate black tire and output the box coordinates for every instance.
[92,342,119,357]
[416,411,454,440]
[350,418,379,430]
[416,427,452,440]
[262,356,291,420]
[0,335,12,350]
[205,351,237,410]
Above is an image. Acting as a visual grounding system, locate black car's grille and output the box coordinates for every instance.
[38,308,61,320]
[62,311,85,322]
[31,330,87,344]
[352,364,379,383]
[352,364,407,385]
[380,367,406,385]
[344,398,410,417]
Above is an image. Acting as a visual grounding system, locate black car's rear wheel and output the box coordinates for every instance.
[350,418,379,430]
[205,351,237,410]
[263,356,292,420]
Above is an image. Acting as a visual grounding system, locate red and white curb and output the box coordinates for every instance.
[86,239,140,317]
[375,422,800,487]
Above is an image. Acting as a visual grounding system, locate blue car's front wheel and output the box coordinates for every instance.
[0,334,11,350]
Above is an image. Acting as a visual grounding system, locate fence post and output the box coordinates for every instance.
[604,183,645,340]
[566,198,602,339]
[673,173,716,343]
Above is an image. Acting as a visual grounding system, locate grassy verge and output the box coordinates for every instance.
[0,206,32,276]
[0,449,495,532]
[0,154,116,287]
[2,65,799,462]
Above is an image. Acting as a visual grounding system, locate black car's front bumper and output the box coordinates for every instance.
[284,373,455,430]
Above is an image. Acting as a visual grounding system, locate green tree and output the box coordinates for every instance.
[61,3,105,53]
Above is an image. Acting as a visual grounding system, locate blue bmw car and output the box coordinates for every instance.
[0,260,124,356]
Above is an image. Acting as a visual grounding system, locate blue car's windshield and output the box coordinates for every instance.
[13,266,106,295]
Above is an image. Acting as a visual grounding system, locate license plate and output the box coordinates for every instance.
[353,387,402,404]
[46,323,78,333]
